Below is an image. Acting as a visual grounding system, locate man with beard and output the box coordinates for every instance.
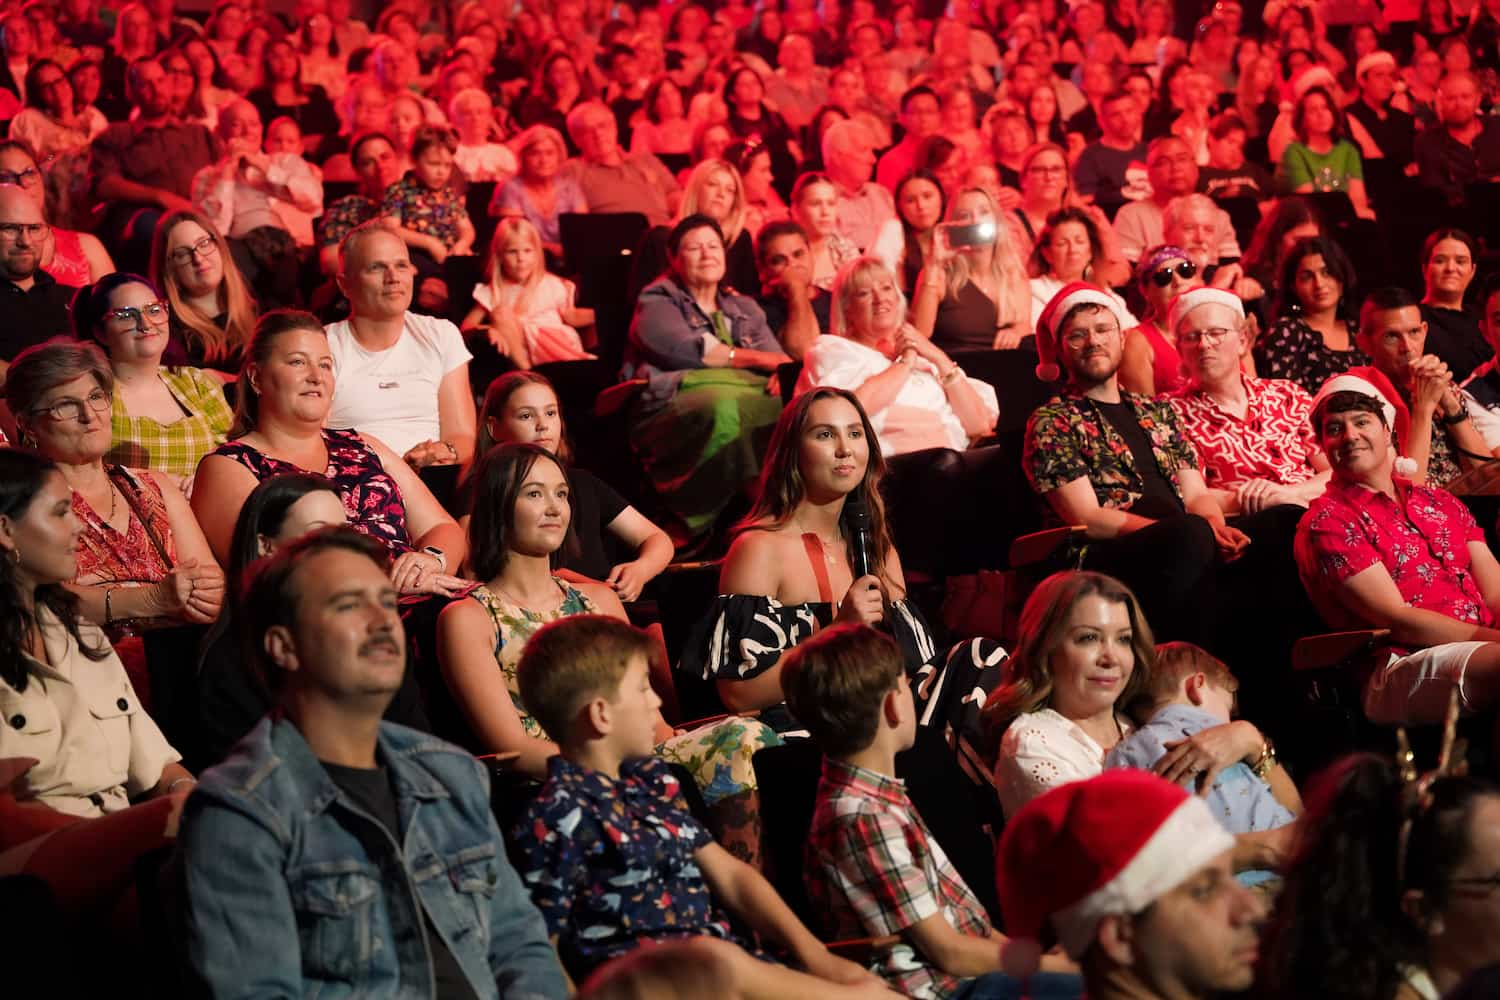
[90,57,218,270]
[180,528,569,998]
[996,771,1263,1000]
[1295,377,1500,723]
[0,183,76,367]
[1024,282,1247,650]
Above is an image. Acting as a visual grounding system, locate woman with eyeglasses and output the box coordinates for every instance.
[1119,244,1205,395]
[150,209,257,374]
[4,340,225,681]
[0,139,112,286]
[71,274,233,480]
[8,58,106,164]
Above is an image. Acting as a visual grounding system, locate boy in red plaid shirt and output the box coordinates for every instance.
[783,624,1081,1000]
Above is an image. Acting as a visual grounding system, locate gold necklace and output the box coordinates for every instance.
[795,520,843,566]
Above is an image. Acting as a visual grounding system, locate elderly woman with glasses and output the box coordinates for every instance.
[71,273,234,480]
[4,339,225,690]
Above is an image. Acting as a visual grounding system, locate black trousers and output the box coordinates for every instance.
[884,444,1012,578]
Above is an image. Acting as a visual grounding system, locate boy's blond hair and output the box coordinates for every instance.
[516,615,656,743]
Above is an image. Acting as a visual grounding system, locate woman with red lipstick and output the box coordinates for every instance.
[71,274,233,480]
[190,309,466,595]
[983,570,1277,822]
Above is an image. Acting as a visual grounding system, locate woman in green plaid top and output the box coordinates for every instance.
[74,274,234,480]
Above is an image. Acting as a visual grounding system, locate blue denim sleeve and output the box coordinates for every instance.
[180,795,305,998]
[487,831,571,1000]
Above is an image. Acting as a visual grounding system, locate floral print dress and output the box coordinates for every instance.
[467,581,780,809]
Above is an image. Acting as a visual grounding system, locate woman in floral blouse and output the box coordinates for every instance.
[1254,235,1368,395]
[435,443,779,864]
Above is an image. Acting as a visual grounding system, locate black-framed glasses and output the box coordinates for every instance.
[32,387,111,423]
[168,236,218,265]
[1150,260,1197,287]
[0,221,49,242]
[102,300,170,330]
[0,166,41,187]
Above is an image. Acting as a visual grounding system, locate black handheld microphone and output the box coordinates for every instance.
[844,492,874,579]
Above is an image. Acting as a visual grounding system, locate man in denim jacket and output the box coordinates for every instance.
[179,529,567,999]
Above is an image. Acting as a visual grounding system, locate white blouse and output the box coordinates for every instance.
[994,707,1134,819]
[795,334,999,456]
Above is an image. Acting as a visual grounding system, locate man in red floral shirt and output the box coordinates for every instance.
[1167,287,1331,513]
[1295,374,1500,724]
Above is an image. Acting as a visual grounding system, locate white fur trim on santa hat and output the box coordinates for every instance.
[1356,51,1397,80]
[1050,795,1234,959]
[1041,287,1130,341]
[1310,374,1396,430]
[1167,287,1245,334]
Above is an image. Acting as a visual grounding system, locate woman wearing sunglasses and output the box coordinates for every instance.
[71,274,233,481]
[1120,244,1204,395]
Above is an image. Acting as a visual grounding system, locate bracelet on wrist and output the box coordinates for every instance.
[940,366,961,384]
[166,777,196,795]
[727,347,737,367]
[1250,737,1277,779]
[104,586,116,625]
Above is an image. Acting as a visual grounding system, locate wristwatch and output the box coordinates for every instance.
[1437,399,1470,427]
[421,546,447,572]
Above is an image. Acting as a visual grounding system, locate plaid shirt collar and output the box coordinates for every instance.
[821,756,909,808]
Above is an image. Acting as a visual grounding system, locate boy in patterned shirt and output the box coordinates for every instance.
[783,623,1080,1000]
[510,614,893,997]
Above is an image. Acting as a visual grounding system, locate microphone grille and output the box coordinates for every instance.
[844,492,872,529]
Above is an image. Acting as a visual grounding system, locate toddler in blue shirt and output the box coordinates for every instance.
[1105,642,1300,887]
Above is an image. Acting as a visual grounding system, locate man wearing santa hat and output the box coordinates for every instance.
[995,770,1263,999]
[1023,281,1248,650]
[1295,372,1500,724]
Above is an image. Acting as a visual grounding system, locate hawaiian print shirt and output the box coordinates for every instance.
[1166,375,1321,491]
[1294,478,1493,654]
[512,755,742,976]
[381,171,469,250]
[805,758,990,999]
[315,193,380,251]
[1024,389,1200,510]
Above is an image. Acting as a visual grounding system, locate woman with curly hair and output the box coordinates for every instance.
[1261,753,1500,999]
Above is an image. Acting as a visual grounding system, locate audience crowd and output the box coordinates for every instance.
[6,0,1500,996]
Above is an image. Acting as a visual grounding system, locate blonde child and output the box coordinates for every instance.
[381,124,476,264]
[462,217,594,368]
[449,87,518,183]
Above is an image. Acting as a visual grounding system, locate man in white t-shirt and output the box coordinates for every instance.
[324,223,476,466]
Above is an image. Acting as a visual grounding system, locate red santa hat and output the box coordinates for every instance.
[995,771,1235,975]
[1310,366,1417,478]
[1034,282,1132,382]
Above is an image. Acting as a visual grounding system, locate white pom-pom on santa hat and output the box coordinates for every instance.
[995,771,1234,964]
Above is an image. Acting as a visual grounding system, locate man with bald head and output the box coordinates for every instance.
[325,223,475,476]
[1415,70,1500,204]
[0,183,76,363]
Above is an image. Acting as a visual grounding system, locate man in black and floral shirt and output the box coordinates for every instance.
[1023,282,1305,665]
